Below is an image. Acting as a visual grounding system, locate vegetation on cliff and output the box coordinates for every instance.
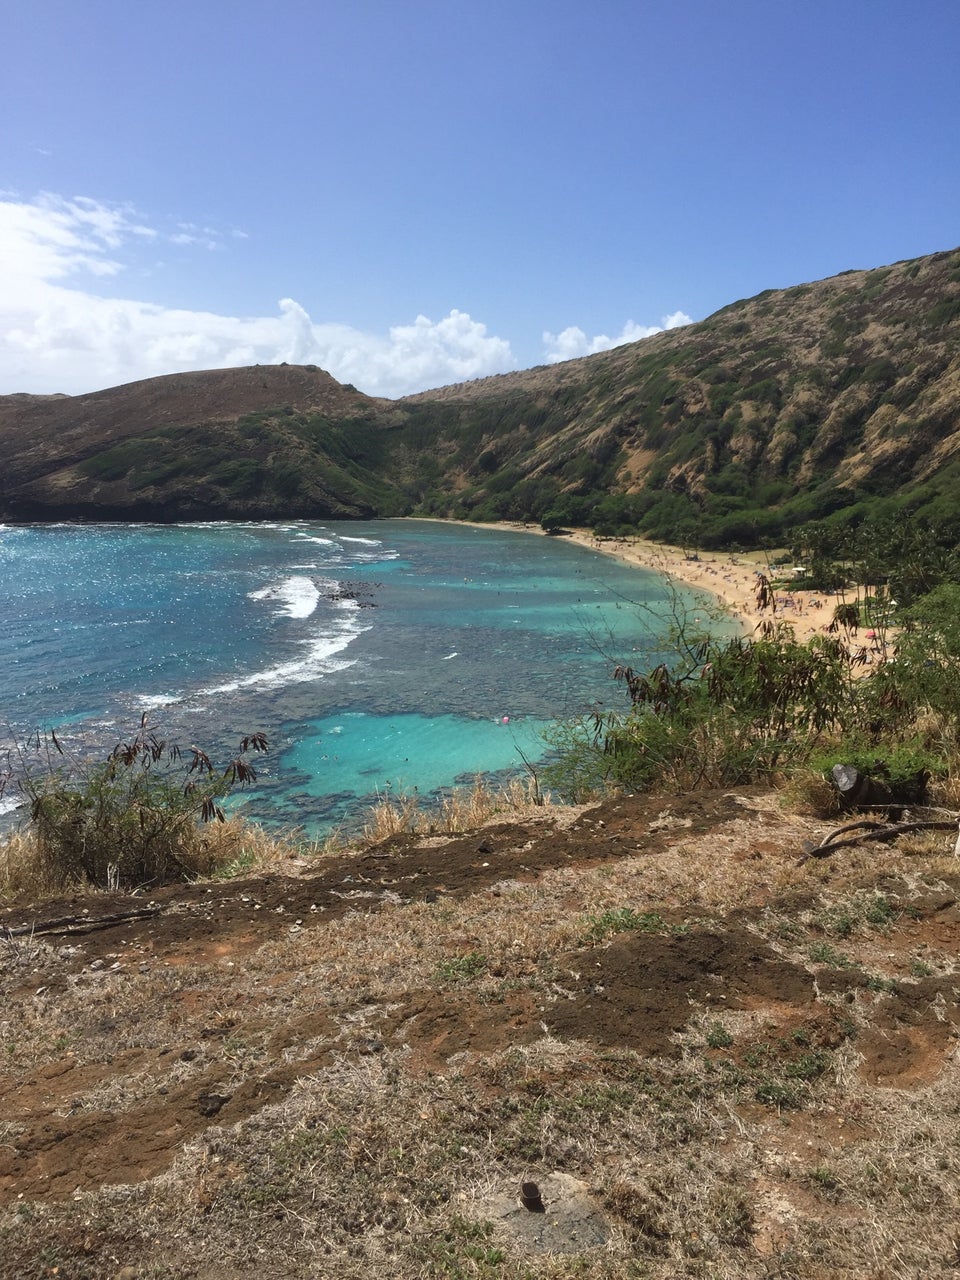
[2,247,960,544]
[541,511,960,814]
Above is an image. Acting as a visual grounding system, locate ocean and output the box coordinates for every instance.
[0,519,712,832]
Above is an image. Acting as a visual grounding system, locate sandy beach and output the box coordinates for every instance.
[558,530,829,643]
[438,520,830,644]
[424,516,869,648]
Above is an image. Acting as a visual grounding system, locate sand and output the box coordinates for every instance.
[558,531,829,643]
[421,516,852,646]
[436,520,827,644]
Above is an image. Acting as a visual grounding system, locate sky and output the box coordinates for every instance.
[2,0,959,399]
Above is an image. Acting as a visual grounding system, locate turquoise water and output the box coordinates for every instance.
[285,712,551,802]
[0,520,722,831]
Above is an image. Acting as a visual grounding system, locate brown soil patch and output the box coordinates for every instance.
[5,786,960,1277]
[384,991,543,1071]
[0,1044,337,1202]
[857,1023,954,1086]
[546,925,815,1056]
[0,789,750,975]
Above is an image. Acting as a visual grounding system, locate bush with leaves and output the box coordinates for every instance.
[5,717,268,890]
[544,579,960,803]
[576,628,857,793]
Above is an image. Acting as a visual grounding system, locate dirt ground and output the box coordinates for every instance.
[3,789,960,1278]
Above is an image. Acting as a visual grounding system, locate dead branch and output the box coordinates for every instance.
[1,905,163,939]
[799,814,960,863]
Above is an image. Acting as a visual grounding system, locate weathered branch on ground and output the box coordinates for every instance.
[1,904,163,939]
[800,813,960,863]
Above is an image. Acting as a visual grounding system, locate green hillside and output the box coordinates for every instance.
[2,246,960,545]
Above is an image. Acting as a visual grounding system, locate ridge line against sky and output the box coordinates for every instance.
[0,191,691,397]
[2,0,959,399]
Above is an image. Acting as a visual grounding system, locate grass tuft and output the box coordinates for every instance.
[359,775,549,843]
[0,814,300,902]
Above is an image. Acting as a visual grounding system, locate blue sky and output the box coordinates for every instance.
[2,0,958,396]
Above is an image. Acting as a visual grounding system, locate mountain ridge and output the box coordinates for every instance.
[3,246,960,541]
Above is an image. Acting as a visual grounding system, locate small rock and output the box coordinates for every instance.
[521,1180,544,1211]
[197,1092,231,1117]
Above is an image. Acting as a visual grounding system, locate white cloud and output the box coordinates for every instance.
[0,192,149,285]
[170,220,226,250]
[0,193,517,398]
[542,310,692,364]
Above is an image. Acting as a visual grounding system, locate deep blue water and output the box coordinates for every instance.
[0,520,717,831]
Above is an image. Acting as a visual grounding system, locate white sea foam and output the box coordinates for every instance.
[202,606,370,695]
[293,534,336,547]
[173,520,235,528]
[211,576,367,694]
[442,652,458,660]
[176,519,306,530]
[249,576,321,619]
[133,692,183,710]
[349,548,399,564]
[340,536,381,546]
[0,794,24,817]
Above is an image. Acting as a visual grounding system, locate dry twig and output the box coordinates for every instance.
[800,812,960,862]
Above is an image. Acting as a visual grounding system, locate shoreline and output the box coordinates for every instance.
[560,530,829,644]
[427,518,828,644]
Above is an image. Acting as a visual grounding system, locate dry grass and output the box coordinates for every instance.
[0,814,302,903]
[0,827,67,901]
[5,792,960,1278]
[196,814,305,878]
[929,770,960,810]
[10,1020,960,1276]
[357,774,549,843]
[246,798,829,1019]
[781,767,844,818]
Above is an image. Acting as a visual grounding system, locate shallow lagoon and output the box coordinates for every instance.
[0,519,716,831]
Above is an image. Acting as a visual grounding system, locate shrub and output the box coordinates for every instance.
[582,907,663,942]
[435,952,486,983]
[5,718,267,891]
[584,630,857,792]
[807,741,943,804]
